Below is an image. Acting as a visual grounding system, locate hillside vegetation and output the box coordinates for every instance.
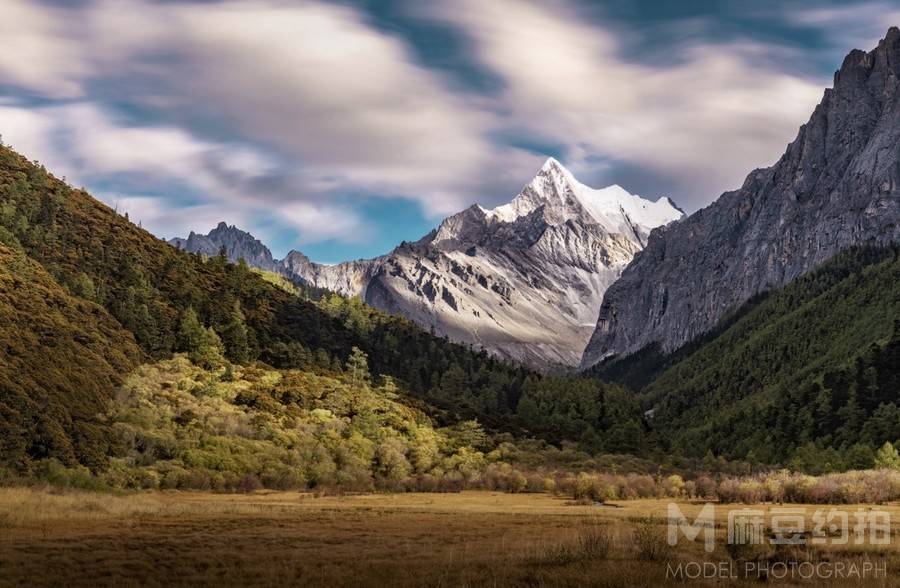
[595,246,900,469]
[100,353,492,492]
[31,351,679,493]
[0,244,142,470]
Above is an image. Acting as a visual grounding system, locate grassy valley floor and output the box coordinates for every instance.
[0,489,898,587]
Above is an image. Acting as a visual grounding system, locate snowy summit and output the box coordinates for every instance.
[482,157,682,243]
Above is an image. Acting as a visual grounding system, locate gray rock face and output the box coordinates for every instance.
[170,222,376,295]
[279,250,378,298]
[581,28,900,368]
[169,222,278,272]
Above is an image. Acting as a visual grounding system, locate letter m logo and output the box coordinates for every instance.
[668,503,716,553]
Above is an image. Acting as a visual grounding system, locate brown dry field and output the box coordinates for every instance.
[1,488,899,587]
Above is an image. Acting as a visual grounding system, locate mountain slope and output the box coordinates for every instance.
[351,159,681,368]
[0,243,142,470]
[609,246,900,463]
[0,138,518,398]
[180,158,681,367]
[582,27,900,366]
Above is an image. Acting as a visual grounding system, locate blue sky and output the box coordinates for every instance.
[0,0,898,262]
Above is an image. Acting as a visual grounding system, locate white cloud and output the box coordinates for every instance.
[423,0,827,208]
[0,0,890,249]
[0,101,365,244]
[781,2,900,55]
[280,201,372,244]
[0,0,541,223]
[80,0,541,216]
[112,196,249,241]
[0,101,58,167]
[0,0,89,98]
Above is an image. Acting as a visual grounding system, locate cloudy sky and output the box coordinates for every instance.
[0,0,897,261]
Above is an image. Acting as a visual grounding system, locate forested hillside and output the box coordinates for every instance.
[594,246,900,470]
[0,143,640,473]
[0,244,142,470]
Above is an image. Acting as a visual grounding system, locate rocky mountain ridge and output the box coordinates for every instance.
[581,27,900,367]
[170,222,279,272]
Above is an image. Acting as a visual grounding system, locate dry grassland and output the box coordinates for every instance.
[1,488,898,587]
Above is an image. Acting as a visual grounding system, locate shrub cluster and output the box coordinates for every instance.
[550,469,900,505]
[716,469,900,504]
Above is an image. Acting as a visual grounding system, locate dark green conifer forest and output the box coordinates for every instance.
[593,246,900,471]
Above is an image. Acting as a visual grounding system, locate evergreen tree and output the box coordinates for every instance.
[346,346,370,389]
[439,364,469,402]
[379,376,399,400]
[843,443,875,470]
[447,420,488,451]
[605,419,644,455]
[874,442,900,470]
[194,327,226,369]
[177,307,206,353]
[516,390,541,426]
[177,307,225,368]
[221,300,251,363]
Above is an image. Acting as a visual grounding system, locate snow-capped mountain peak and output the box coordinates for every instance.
[482,157,571,222]
[482,157,682,242]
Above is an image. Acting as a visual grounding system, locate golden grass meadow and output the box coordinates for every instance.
[1,488,899,587]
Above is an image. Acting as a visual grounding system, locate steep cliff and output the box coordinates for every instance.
[582,27,900,367]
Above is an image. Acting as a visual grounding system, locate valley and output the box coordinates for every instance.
[0,25,898,501]
[0,6,898,587]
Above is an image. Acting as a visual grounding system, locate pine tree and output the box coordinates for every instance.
[221,300,251,363]
[843,443,875,470]
[346,346,370,389]
[439,364,469,401]
[874,442,900,470]
[516,391,540,426]
[177,307,225,368]
[379,376,399,400]
[448,420,488,451]
[194,327,226,369]
[702,450,717,471]
[177,307,206,354]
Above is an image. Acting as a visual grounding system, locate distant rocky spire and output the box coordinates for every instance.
[168,222,277,271]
